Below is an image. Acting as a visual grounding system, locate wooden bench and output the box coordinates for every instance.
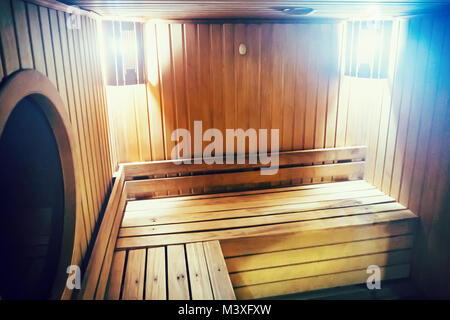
[79,146,418,300]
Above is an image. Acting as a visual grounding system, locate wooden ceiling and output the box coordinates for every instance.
[57,1,449,20]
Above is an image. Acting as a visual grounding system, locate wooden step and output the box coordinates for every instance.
[105,240,235,300]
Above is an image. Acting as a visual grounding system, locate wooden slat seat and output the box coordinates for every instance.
[114,181,417,299]
[116,180,415,248]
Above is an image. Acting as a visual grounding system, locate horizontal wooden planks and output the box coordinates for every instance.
[122,146,366,180]
[220,220,416,258]
[225,234,414,273]
[124,179,376,212]
[116,180,417,250]
[116,209,417,250]
[119,201,405,238]
[230,250,412,287]
[235,264,411,299]
[124,188,385,219]
[125,161,364,199]
[124,180,369,204]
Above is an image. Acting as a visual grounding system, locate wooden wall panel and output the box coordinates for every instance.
[0,0,113,298]
[107,21,345,165]
[341,14,450,298]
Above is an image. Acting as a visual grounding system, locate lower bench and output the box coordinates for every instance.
[105,240,235,300]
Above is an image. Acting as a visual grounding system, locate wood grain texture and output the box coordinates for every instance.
[203,241,236,300]
[341,15,450,298]
[105,250,126,300]
[108,21,347,166]
[235,264,411,299]
[145,246,167,300]
[186,242,214,300]
[167,244,190,300]
[122,249,146,300]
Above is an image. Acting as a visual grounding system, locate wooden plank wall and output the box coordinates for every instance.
[106,21,343,165]
[359,14,449,299]
[0,0,113,288]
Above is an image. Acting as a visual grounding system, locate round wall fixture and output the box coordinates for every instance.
[0,70,78,299]
[238,43,247,55]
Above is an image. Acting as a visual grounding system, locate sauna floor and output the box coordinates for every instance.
[109,180,417,300]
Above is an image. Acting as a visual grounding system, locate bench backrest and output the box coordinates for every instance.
[123,146,366,200]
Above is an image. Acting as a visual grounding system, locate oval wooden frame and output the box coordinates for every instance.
[0,70,78,299]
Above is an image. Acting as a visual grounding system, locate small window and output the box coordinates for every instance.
[102,20,145,86]
[344,20,393,79]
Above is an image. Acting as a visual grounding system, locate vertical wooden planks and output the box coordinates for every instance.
[408,18,448,214]
[105,250,126,300]
[397,18,436,205]
[0,0,19,75]
[381,18,416,194]
[171,23,189,155]
[146,246,166,300]
[304,23,320,151]
[390,17,430,200]
[280,23,296,152]
[39,6,57,86]
[259,24,274,151]
[269,24,284,154]
[122,249,146,300]
[203,241,236,300]
[155,23,175,159]
[111,21,351,163]
[167,244,190,300]
[246,24,261,152]
[222,23,236,150]
[26,3,46,74]
[314,24,330,152]
[49,9,68,111]
[79,15,103,219]
[210,23,225,153]
[11,0,33,69]
[184,23,200,155]
[186,242,214,300]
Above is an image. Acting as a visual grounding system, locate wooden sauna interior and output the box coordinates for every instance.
[0,0,449,300]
